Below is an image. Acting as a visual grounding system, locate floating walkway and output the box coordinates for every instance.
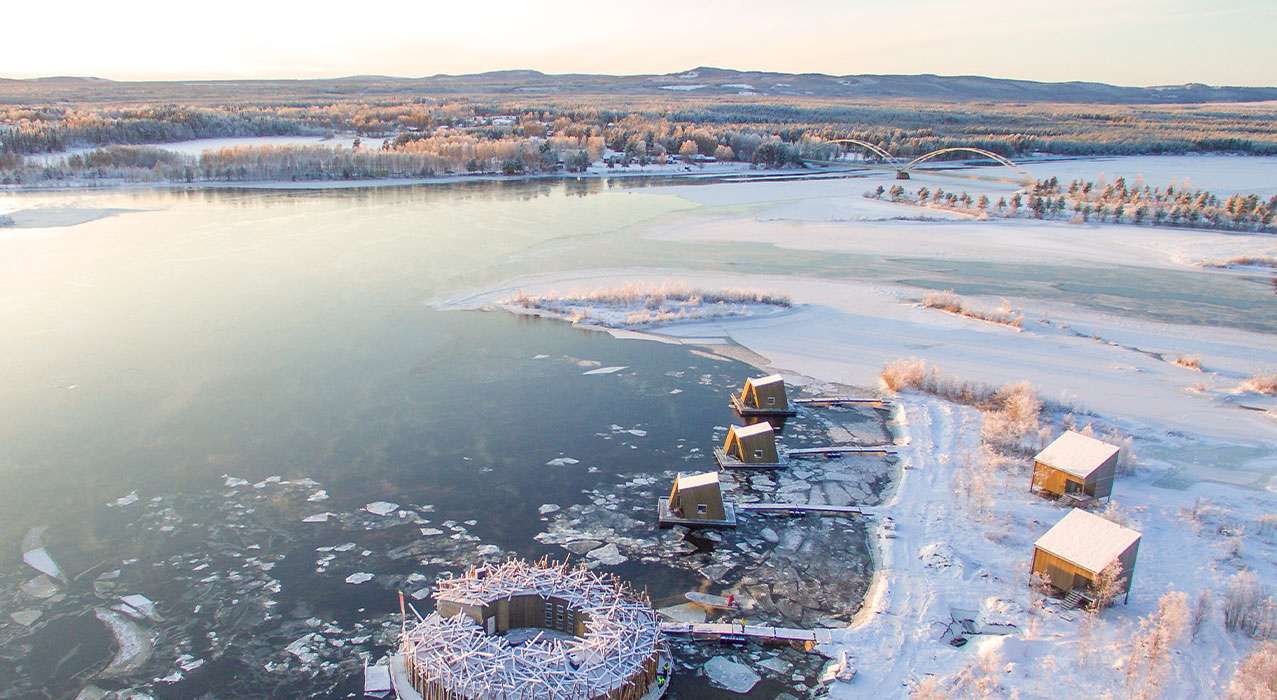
[660,621,832,650]
[786,445,896,458]
[792,397,891,407]
[735,503,873,517]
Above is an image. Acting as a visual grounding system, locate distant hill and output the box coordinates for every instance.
[2,67,1275,105]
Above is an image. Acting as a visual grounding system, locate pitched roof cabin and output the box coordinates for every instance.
[1032,508,1140,605]
[1031,430,1120,503]
[716,423,783,469]
[658,471,736,527]
[731,374,797,417]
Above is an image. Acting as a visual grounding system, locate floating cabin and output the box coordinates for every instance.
[714,423,787,470]
[393,559,669,700]
[1032,508,1141,606]
[658,472,736,528]
[1031,430,1120,504]
[730,375,797,417]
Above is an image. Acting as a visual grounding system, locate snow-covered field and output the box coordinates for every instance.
[25,135,368,165]
[448,157,1277,697]
[1014,155,1277,198]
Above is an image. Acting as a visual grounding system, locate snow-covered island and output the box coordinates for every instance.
[501,282,792,327]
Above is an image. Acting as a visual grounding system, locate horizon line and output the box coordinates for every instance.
[4,67,1275,92]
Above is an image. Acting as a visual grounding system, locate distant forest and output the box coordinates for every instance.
[2,94,1276,185]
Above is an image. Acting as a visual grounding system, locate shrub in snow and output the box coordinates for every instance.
[1242,372,1277,395]
[1224,571,1276,640]
[1227,640,1277,700]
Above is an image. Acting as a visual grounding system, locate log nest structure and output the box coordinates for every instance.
[400,558,667,700]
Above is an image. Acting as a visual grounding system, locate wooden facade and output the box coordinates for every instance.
[723,423,779,464]
[731,375,797,417]
[436,593,593,637]
[1031,431,1119,502]
[667,472,726,521]
[1031,509,1140,603]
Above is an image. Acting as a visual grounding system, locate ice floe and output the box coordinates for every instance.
[22,548,62,579]
[365,501,399,516]
[583,365,627,375]
[704,656,761,693]
[109,491,140,507]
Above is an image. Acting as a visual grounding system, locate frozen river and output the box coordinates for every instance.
[1,154,1273,699]
[0,181,887,700]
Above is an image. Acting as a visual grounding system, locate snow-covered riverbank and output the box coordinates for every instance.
[445,161,1276,697]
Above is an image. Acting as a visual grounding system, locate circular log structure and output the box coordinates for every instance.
[400,559,668,700]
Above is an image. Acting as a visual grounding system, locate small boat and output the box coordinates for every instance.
[685,591,739,609]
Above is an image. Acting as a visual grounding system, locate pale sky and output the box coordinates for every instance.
[3,0,1274,86]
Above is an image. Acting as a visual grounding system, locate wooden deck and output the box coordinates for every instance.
[660,621,833,649]
[713,447,788,471]
[729,396,797,417]
[736,503,872,517]
[657,500,738,528]
[786,445,896,458]
[792,396,891,407]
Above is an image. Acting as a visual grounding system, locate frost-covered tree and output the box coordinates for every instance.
[1091,560,1127,611]
[1228,640,1277,700]
[1125,591,1188,700]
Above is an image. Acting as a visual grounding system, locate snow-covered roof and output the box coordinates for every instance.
[677,472,720,490]
[1034,430,1120,479]
[731,423,774,439]
[1034,509,1141,574]
[748,374,785,388]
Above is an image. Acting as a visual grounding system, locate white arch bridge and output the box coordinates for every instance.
[822,140,1035,185]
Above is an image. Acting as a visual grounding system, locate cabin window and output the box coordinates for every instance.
[697,504,708,514]
[754,449,764,459]
[766,396,776,406]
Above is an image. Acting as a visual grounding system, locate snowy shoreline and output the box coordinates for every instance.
[0,160,807,195]
[445,256,1275,696]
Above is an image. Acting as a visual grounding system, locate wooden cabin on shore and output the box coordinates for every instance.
[1031,430,1120,504]
[658,472,736,527]
[1032,508,1140,607]
[731,375,797,417]
[715,423,787,470]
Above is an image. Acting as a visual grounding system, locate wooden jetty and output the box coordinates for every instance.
[735,503,872,518]
[660,621,832,650]
[786,445,896,458]
[792,396,891,407]
[713,447,788,471]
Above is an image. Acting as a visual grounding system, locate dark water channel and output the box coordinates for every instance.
[1,309,886,700]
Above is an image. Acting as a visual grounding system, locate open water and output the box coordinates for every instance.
[1,167,1271,699]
